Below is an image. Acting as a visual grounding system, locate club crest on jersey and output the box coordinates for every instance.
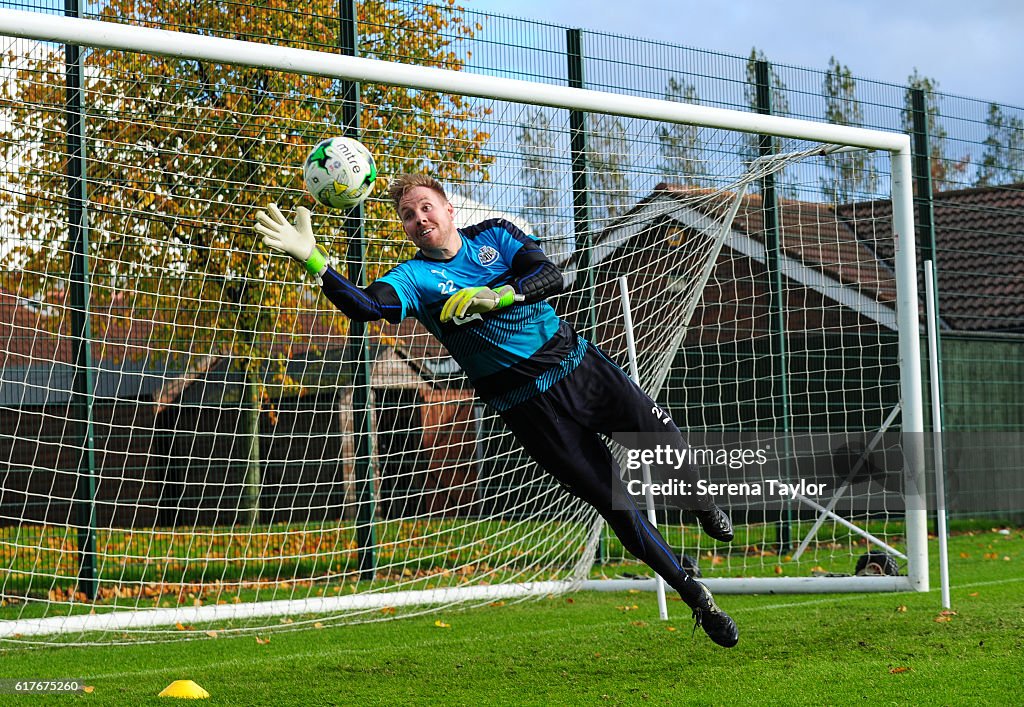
[478,245,499,266]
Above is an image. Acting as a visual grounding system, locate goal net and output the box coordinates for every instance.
[0,10,926,644]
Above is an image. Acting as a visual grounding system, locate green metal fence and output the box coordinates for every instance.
[3,0,1023,523]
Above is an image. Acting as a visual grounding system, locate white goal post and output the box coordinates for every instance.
[0,9,926,643]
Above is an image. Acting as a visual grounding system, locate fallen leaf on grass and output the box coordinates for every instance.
[255,635,271,644]
[206,630,218,638]
[314,622,324,629]
[82,686,95,694]
[666,626,677,632]
[889,666,910,674]
[434,620,451,629]
[895,605,907,613]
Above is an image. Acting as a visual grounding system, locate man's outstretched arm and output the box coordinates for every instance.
[320,269,402,323]
[253,203,402,323]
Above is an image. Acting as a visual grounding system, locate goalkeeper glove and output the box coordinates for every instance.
[254,203,328,276]
[440,285,524,323]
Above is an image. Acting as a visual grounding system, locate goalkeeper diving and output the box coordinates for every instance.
[254,174,739,648]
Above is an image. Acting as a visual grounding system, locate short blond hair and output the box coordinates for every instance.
[387,174,448,211]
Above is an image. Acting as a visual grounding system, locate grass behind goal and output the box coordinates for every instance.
[0,527,1019,705]
[0,517,910,626]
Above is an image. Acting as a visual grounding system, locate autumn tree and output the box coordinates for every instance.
[587,113,633,223]
[821,57,878,202]
[656,76,704,187]
[976,102,1024,187]
[0,0,492,522]
[517,106,562,241]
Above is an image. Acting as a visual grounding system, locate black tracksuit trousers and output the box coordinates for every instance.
[499,343,711,606]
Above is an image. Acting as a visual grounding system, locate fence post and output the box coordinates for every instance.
[566,28,596,340]
[64,0,98,601]
[339,0,376,581]
[911,86,945,532]
[566,28,605,561]
[910,89,939,266]
[754,60,793,552]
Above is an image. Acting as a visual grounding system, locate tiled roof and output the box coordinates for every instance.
[0,282,348,368]
[567,183,901,350]
[0,279,461,401]
[725,191,897,308]
[838,182,1024,332]
[0,280,354,404]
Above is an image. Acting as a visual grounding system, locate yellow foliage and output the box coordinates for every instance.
[0,0,492,405]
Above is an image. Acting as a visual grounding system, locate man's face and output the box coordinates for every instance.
[397,186,460,258]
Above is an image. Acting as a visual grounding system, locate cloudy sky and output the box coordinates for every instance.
[467,0,1023,108]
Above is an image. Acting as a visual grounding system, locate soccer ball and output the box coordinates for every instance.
[303,136,377,210]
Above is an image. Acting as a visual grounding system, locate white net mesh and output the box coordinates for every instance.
[0,29,913,645]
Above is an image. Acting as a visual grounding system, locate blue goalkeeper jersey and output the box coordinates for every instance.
[377,219,586,409]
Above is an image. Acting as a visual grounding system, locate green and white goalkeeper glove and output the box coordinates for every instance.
[440,285,524,323]
[254,203,328,276]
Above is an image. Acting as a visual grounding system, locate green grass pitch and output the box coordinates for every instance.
[0,527,1020,705]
